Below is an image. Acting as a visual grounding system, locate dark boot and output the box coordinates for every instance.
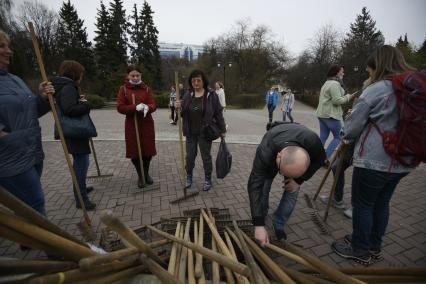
[132,159,145,188]
[143,157,153,185]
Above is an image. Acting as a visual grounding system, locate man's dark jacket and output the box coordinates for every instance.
[248,122,326,226]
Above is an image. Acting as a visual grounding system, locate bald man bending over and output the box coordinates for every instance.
[248,122,326,246]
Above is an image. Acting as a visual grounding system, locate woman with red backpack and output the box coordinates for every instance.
[332,45,419,265]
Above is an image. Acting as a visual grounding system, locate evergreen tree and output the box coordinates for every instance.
[57,0,94,77]
[107,0,128,70]
[94,1,110,73]
[129,4,142,63]
[341,7,384,88]
[139,1,162,90]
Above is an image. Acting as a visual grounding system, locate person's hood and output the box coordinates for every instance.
[51,76,77,93]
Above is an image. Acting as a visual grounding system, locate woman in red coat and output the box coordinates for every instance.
[117,65,157,188]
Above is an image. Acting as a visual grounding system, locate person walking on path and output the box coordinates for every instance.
[117,65,157,188]
[248,122,326,246]
[332,45,419,264]
[265,87,279,123]
[52,60,97,210]
[281,89,295,122]
[175,69,226,192]
[215,81,228,129]
[169,85,177,125]
[0,30,54,217]
[316,65,354,158]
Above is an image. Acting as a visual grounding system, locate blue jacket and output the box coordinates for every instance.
[265,90,278,107]
[0,70,50,177]
[343,80,416,173]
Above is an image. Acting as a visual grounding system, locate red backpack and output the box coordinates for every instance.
[374,71,426,168]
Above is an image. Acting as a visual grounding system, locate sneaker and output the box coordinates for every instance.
[203,179,212,191]
[332,241,371,265]
[344,234,383,261]
[319,195,345,209]
[76,200,96,211]
[86,186,94,193]
[344,208,353,219]
[169,120,174,124]
[185,174,193,189]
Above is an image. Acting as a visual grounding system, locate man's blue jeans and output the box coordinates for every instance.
[318,117,342,158]
[0,162,46,216]
[351,167,408,254]
[271,179,300,233]
[267,104,276,123]
[72,154,90,204]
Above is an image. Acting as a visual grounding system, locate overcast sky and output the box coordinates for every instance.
[13,0,426,56]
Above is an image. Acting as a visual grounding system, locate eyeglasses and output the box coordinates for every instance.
[191,78,202,83]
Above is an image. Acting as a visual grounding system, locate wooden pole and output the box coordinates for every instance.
[168,222,181,275]
[195,211,204,278]
[324,146,348,221]
[0,260,77,275]
[178,218,191,283]
[89,138,101,176]
[265,243,316,271]
[241,230,295,284]
[0,211,96,261]
[0,186,86,247]
[175,71,186,182]
[79,239,169,270]
[313,146,340,201]
[147,225,250,277]
[27,22,91,227]
[281,240,366,284]
[131,94,146,186]
[187,221,196,284]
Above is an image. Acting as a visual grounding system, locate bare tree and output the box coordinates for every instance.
[17,0,59,74]
[307,23,342,88]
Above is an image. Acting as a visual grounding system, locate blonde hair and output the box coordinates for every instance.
[367,45,416,82]
[0,30,11,43]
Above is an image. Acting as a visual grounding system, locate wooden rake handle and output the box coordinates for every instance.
[28,22,91,226]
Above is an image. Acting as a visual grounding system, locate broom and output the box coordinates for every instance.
[28,22,96,241]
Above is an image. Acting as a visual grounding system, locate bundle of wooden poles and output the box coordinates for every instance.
[0,202,425,283]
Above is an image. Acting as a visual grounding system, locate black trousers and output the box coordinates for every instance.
[185,134,212,178]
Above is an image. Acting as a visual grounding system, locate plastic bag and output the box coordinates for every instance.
[216,138,232,179]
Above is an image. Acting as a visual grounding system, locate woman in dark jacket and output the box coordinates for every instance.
[51,60,96,210]
[117,65,157,188]
[0,30,54,217]
[175,69,226,191]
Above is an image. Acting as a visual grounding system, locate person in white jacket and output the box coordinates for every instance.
[281,89,295,122]
[215,81,226,109]
[215,81,228,129]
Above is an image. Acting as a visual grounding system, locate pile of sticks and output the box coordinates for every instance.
[0,204,425,283]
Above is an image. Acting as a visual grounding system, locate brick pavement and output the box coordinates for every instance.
[1,101,425,268]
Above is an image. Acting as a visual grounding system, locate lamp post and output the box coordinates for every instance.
[217,62,232,89]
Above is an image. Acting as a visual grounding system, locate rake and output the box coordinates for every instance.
[86,138,113,180]
[28,22,96,242]
[171,71,199,204]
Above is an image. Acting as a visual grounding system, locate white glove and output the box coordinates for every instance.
[136,103,146,112]
[254,226,269,247]
[143,105,148,117]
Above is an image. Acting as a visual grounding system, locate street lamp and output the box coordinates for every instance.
[217,62,232,89]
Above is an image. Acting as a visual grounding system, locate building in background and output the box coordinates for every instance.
[159,42,205,61]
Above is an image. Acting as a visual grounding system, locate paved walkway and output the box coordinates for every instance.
[1,101,425,268]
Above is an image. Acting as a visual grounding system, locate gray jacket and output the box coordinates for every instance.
[343,80,416,173]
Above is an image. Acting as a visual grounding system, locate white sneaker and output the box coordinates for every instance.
[169,120,174,124]
[344,208,353,219]
[319,195,345,209]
